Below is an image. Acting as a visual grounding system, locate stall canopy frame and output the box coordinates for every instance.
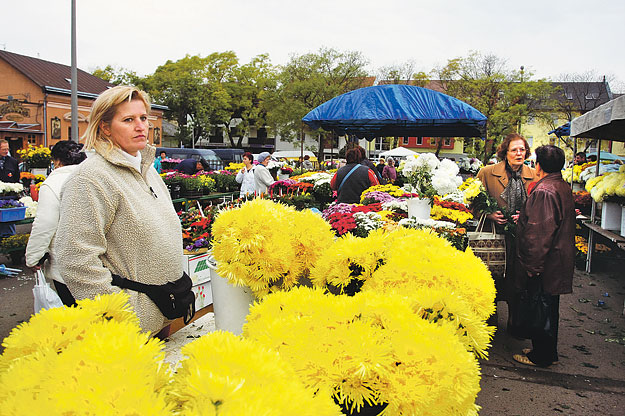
[570,95,625,272]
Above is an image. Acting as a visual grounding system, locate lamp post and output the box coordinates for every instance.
[518,65,524,135]
[70,0,78,142]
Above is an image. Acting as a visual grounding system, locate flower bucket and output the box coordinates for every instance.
[208,259,254,335]
[572,182,584,192]
[621,205,625,237]
[30,168,48,177]
[29,184,39,201]
[407,197,432,219]
[600,201,622,231]
[278,173,290,181]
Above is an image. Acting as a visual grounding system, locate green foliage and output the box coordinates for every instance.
[0,234,29,249]
[143,53,238,147]
[91,65,141,86]
[265,47,369,145]
[433,51,556,162]
[208,173,239,193]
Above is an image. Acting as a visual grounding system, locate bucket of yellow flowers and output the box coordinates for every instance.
[17,145,52,175]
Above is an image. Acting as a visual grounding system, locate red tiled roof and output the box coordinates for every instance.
[0,50,113,95]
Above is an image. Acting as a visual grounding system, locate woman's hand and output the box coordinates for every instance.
[487,210,507,225]
[511,210,520,224]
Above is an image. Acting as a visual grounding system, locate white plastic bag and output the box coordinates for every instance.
[33,269,63,313]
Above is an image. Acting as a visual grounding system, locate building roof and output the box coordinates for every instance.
[0,50,113,96]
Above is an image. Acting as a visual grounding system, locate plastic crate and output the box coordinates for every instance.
[0,207,27,222]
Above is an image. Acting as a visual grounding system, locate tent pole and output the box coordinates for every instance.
[586,138,601,273]
[571,136,576,189]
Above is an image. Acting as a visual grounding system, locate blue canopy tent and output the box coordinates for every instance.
[302,84,487,140]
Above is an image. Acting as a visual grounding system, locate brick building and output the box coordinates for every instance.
[0,50,165,157]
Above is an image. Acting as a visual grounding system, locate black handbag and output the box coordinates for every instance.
[508,276,555,340]
[111,272,196,325]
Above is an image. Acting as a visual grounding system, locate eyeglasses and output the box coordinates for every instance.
[508,148,526,154]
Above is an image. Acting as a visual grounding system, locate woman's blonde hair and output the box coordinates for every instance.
[83,85,151,153]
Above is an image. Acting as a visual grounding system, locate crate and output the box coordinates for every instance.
[0,207,26,222]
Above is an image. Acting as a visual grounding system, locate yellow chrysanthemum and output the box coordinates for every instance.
[169,331,342,416]
[309,230,387,292]
[0,292,137,371]
[212,199,334,297]
[363,227,496,321]
[0,308,170,415]
[245,288,482,416]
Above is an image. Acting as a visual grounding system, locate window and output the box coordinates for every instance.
[416,137,423,146]
[429,138,437,146]
[585,92,599,100]
[443,138,452,147]
[402,137,409,145]
[527,116,535,125]
[374,138,390,151]
[565,91,573,100]
[526,136,533,148]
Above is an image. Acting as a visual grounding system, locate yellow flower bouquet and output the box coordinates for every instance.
[16,145,52,169]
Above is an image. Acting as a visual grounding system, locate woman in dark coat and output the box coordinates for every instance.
[512,145,575,367]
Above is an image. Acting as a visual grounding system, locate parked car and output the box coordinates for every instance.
[210,148,244,167]
[155,147,222,170]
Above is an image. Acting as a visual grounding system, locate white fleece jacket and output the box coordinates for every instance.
[25,164,81,284]
[55,144,184,334]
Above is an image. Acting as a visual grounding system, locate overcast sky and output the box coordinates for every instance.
[4,0,625,90]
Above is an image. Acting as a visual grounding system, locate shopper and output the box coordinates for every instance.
[175,157,209,175]
[254,152,275,195]
[55,85,190,335]
[475,133,536,322]
[25,140,86,306]
[382,157,397,184]
[302,155,313,170]
[512,145,575,367]
[153,150,167,173]
[235,151,256,198]
[330,148,379,203]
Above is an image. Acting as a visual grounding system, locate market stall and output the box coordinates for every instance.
[570,95,625,271]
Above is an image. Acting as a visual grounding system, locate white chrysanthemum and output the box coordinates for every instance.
[398,217,457,230]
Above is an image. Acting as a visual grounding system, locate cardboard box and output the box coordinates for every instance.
[184,252,212,285]
[601,202,622,231]
[192,281,213,311]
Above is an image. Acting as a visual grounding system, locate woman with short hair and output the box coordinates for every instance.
[235,151,256,198]
[25,140,86,306]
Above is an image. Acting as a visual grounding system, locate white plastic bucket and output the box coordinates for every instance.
[407,198,432,219]
[208,259,255,335]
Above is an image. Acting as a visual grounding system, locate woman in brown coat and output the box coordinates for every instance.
[475,133,536,318]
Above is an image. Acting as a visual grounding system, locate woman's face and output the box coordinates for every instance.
[243,155,252,166]
[101,99,149,156]
[506,139,527,169]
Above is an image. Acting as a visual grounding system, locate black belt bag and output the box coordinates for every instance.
[111,272,196,325]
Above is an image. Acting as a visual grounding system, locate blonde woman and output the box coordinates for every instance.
[55,86,190,335]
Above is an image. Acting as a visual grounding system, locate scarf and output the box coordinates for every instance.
[501,162,526,212]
